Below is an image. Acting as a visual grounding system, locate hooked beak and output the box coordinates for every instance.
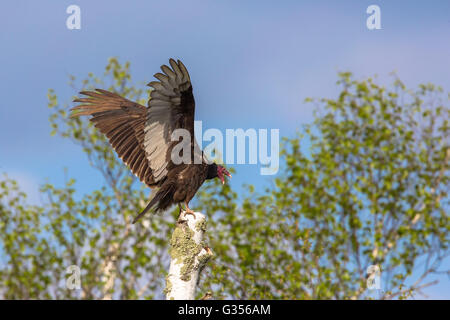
[218,167,232,184]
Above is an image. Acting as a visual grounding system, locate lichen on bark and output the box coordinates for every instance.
[163,276,172,295]
[195,219,207,233]
[169,222,204,281]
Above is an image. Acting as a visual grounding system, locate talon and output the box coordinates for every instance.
[183,202,196,219]
[185,209,196,219]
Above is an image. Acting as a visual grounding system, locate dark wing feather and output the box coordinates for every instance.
[71,89,157,187]
[145,59,204,183]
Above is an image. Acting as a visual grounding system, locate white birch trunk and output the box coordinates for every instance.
[165,211,213,300]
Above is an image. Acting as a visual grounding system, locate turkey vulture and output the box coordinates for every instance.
[71,58,231,223]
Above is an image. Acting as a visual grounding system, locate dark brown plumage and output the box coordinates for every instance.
[71,59,231,223]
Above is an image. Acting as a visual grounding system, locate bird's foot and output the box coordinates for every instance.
[184,208,196,219]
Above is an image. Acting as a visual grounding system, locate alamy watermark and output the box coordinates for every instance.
[66,5,81,30]
[170,121,280,175]
[366,265,381,290]
[66,265,81,290]
[67,5,382,31]
[366,5,381,30]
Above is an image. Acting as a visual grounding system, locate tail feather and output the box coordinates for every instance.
[132,183,175,224]
[132,200,156,224]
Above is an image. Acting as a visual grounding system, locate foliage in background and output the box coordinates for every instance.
[0,59,448,299]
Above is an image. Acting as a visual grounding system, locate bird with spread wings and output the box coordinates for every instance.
[71,58,231,224]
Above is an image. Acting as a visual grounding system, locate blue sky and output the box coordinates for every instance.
[1,0,449,298]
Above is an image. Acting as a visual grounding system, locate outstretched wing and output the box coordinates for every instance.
[71,89,157,187]
[144,58,199,182]
[71,58,206,187]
